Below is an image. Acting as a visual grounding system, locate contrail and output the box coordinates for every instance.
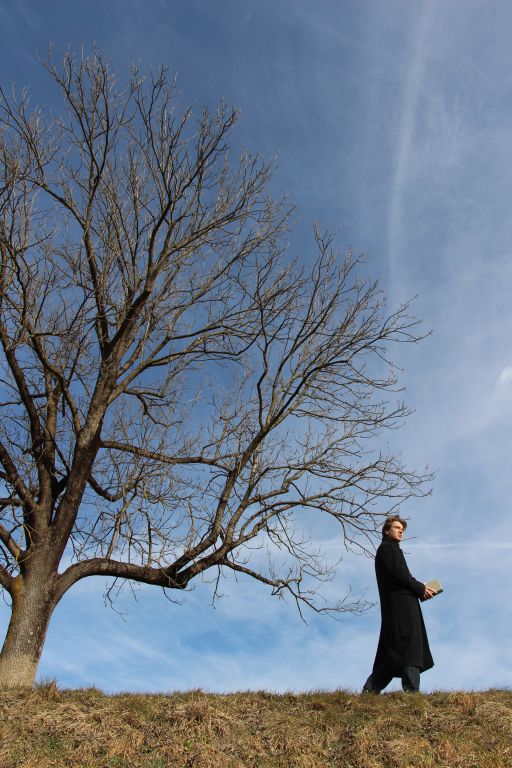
[388,4,433,300]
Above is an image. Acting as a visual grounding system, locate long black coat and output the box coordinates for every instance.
[372,538,434,674]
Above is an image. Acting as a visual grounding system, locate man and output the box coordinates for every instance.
[362,516,435,693]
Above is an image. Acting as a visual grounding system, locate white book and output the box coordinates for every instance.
[425,578,443,595]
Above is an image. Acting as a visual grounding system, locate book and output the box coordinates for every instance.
[425,578,443,595]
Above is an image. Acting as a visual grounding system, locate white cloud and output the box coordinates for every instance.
[498,366,512,387]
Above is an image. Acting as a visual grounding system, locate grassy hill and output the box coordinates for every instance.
[1,685,511,767]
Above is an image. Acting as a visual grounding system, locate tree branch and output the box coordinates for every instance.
[100,440,230,468]
[0,564,13,593]
[56,557,186,601]
[0,440,39,513]
[0,523,25,562]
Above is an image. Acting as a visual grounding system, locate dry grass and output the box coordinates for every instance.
[1,685,511,767]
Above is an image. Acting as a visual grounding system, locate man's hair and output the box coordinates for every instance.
[382,515,408,537]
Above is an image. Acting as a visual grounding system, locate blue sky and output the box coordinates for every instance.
[1,0,512,693]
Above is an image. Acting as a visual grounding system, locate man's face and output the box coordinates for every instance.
[386,521,404,542]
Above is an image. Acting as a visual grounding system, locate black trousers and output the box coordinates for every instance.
[363,665,420,693]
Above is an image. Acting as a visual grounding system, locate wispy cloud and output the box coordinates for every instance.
[387,4,434,295]
[497,366,512,388]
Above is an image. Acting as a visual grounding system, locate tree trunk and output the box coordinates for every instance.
[0,572,56,689]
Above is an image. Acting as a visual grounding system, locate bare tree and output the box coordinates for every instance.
[0,51,429,688]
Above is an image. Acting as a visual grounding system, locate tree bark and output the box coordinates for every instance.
[0,570,56,689]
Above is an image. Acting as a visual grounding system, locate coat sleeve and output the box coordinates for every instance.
[377,544,425,597]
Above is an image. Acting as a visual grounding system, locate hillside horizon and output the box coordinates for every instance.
[1,684,511,767]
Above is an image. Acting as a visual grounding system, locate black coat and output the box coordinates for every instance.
[372,538,434,674]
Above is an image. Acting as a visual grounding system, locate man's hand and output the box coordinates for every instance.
[423,585,437,600]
